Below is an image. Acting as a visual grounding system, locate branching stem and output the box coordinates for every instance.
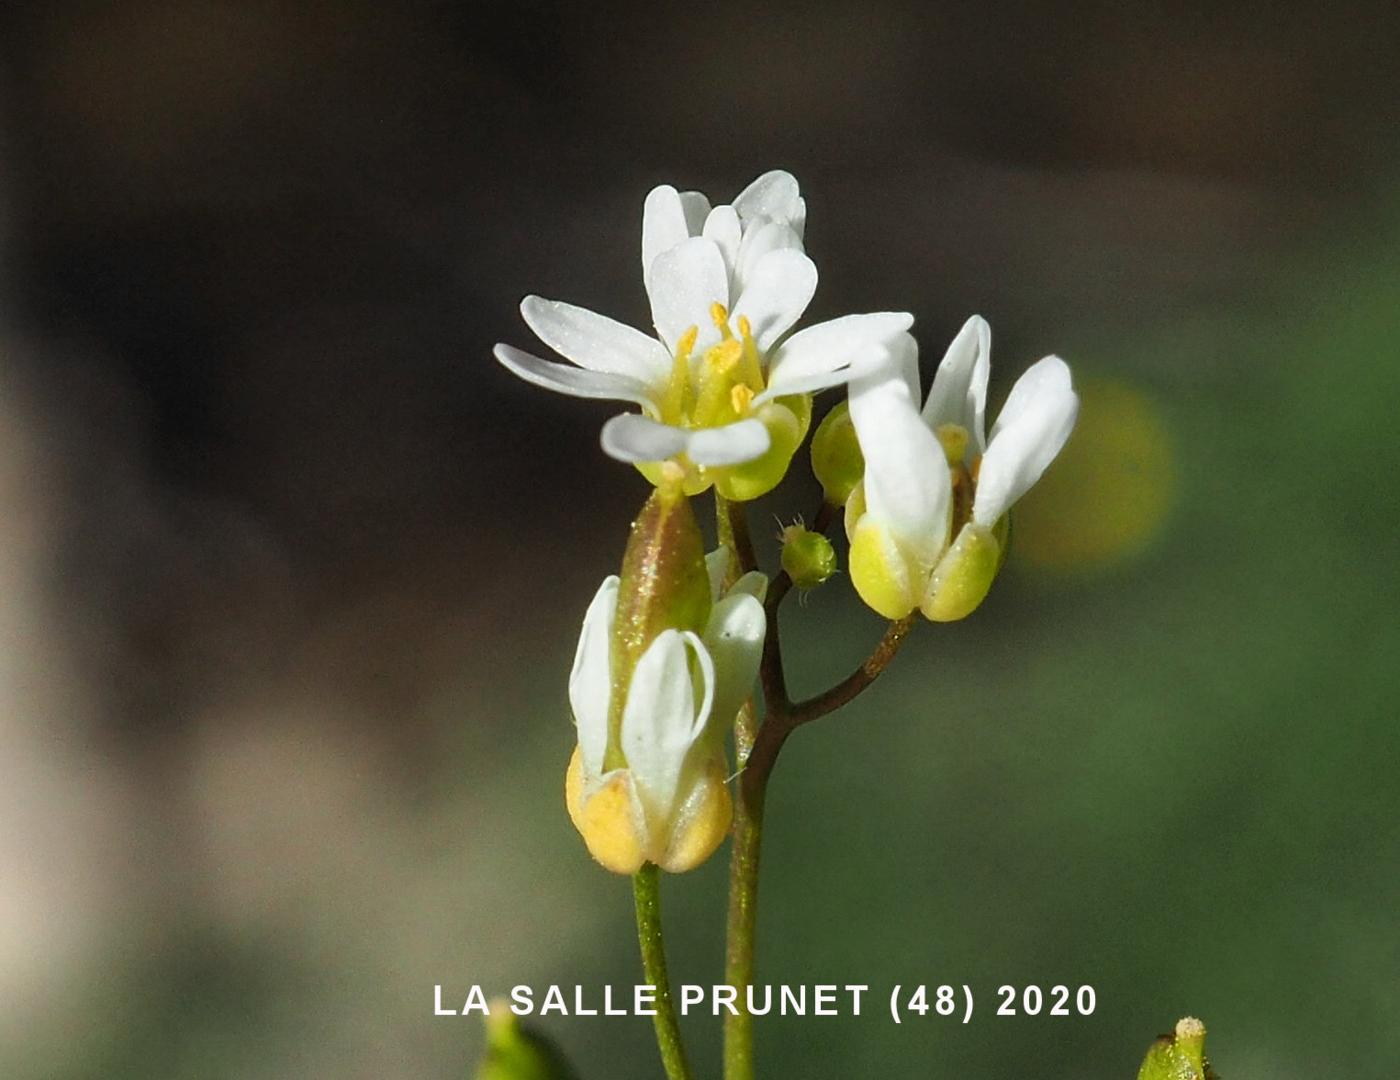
[719,493,916,1080]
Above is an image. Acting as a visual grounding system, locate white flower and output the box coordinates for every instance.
[844,316,1079,620]
[494,170,913,498]
[565,550,766,874]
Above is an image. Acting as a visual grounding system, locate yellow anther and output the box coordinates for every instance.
[736,314,753,340]
[676,325,699,359]
[704,338,742,371]
[709,301,733,340]
[935,423,970,467]
[730,383,755,415]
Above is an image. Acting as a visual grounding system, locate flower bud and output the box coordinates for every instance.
[564,487,765,876]
[1137,1017,1211,1080]
[477,1003,580,1080]
[810,400,864,506]
[780,525,837,590]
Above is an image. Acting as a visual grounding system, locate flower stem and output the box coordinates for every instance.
[633,864,694,1080]
[717,493,915,1080]
[723,725,765,1080]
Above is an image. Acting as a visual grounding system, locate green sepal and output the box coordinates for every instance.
[810,400,865,506]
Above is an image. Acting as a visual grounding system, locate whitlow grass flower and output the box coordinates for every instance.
[495,171,912,500]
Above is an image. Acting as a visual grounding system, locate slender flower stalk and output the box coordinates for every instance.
[718,493,915,1080]
[633,864,693,1080]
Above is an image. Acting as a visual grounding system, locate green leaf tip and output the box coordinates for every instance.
[475,1001,581,1080]
[1136,1016,1213,1080]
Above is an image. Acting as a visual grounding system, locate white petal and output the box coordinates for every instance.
[685,419,771,466]
[728,570,768,603]
[922,315,990,457]
[677,191,713,237]
[569,576,618,778]
[702,205,742,297]
[733,170,802,227]
[642,185,692,284]
[646,236,730,354]
[521,296,670,384]
[494,344,658,407]
[705,548,731,601]
[622,630,714,817]
[848,339,951,566]
[762,312,915,400]
[735,220,803,293]
[600,414,689,463]
[789,196,807,240]
[973,356,1080,525]
[702,593,766,732]
[731,248,817,352]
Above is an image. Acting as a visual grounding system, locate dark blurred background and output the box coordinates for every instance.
[1,3,1398,1078]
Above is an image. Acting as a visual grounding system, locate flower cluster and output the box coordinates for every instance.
[495,171,1079,873]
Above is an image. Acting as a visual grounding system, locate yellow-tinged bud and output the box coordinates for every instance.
[848,517,917,619]
[565,748,646,875]
[810,401,864,506]
[921,521,1001,622]
[713,398,806,502]
[780,525,838,589]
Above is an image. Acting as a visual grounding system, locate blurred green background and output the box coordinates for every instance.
[1,3,1397,1078]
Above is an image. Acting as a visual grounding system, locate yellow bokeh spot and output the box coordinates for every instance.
[1013,376,1175,572]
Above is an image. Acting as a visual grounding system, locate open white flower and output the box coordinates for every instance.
[494,170,913,500]
[845,316,1079,621]
[565,551,766,874]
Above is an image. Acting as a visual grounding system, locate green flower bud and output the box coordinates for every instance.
[780,525,838,589]
[476,1006,581,1080]
[1137,1017,1212,1080]
[810,400,864,506]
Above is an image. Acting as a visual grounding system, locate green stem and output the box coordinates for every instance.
[723,705,765,1080]
[717,493,914,1080]
[718,493,763,1080]
[633,864,694,1080]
